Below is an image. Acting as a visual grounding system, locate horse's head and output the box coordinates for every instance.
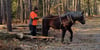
[65,11,85,24]
[76,11,85,24]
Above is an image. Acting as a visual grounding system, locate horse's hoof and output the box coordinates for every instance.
[67,42,71,44]
[61,41,65,44]
[43,34,48,36]
[67,42,72,45]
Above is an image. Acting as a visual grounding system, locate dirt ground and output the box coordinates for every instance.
[0,17,100,50]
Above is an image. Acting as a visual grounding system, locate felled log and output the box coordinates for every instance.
[24,35,54,39]
[8,32,54,39]
[0,25,7,29]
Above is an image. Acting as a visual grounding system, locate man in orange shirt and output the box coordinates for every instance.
[29,7,39,36]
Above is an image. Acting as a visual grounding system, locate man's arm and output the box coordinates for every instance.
[30,12,39,20]
[30,12,35,19]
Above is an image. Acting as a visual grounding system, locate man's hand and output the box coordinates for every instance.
[34,17,40,20]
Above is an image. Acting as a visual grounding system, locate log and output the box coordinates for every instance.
[0,25,6,29]
[24,35,54,39]
[23,32,42,35]
[8,32,54,39]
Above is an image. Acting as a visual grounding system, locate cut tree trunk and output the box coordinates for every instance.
[8,32,54,39]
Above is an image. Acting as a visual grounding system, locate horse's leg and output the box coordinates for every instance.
[61,29,66,43]
[42,19,50,36]
[42,24,50,36]
[45,26,50,36]
[42,25,49,36]
[68,28,73,42]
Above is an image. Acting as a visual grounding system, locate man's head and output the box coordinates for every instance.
[34,7,38,13]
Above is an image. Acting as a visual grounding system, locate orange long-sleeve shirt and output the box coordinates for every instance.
[29,11,38,25]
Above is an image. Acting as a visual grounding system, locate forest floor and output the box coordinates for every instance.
[0,17,100,50]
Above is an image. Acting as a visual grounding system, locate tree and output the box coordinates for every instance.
[87,0,90,16]
[42,0,45,16]
[20,0,24,23]
[93,0,97,15]
[73,0,75,11]
[57,0,61,15]
[0,0,2,24]
[23,0,27,23]
[47,0,49,15]
[0,0,5,24]
[6,0,12,31]
[28,0,32,13]
[45,0,48,16]
[76,0,81,11]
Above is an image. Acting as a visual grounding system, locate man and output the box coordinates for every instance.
[29,7,39,36]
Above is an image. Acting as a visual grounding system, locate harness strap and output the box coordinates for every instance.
[59,16,62,24]
[58,16,62,28]
[67,15,74,23]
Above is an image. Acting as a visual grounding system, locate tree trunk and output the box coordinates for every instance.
[61,0,64,14]
[76,0,81,11]
[23,0,27,23]
[57,0,60,15]
[63,0,68,12]
[75,0,78,11]
[64,0,66,11]
[48,0,50,15]
[93,0,97,15]
[37,0,39,7]
[45,0,48,16]
[72,0,74,11]
[0,0,2,24]
[28,0,32,12]
[3,0,7,24]
[6,0,12,31]
[0,0,6,24]
[16,0,20,19]
[87,0,90,16]
[20,0,24,23]
[42,0,45,16]
[28,0,32,21]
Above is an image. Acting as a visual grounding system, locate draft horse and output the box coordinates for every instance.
[42,11,85,43]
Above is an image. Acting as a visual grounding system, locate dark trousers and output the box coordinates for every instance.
[29,25,37,36]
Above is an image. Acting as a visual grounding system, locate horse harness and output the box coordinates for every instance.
[58,14,74,28]
[42,15,74,28]
[67,14,74,23]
